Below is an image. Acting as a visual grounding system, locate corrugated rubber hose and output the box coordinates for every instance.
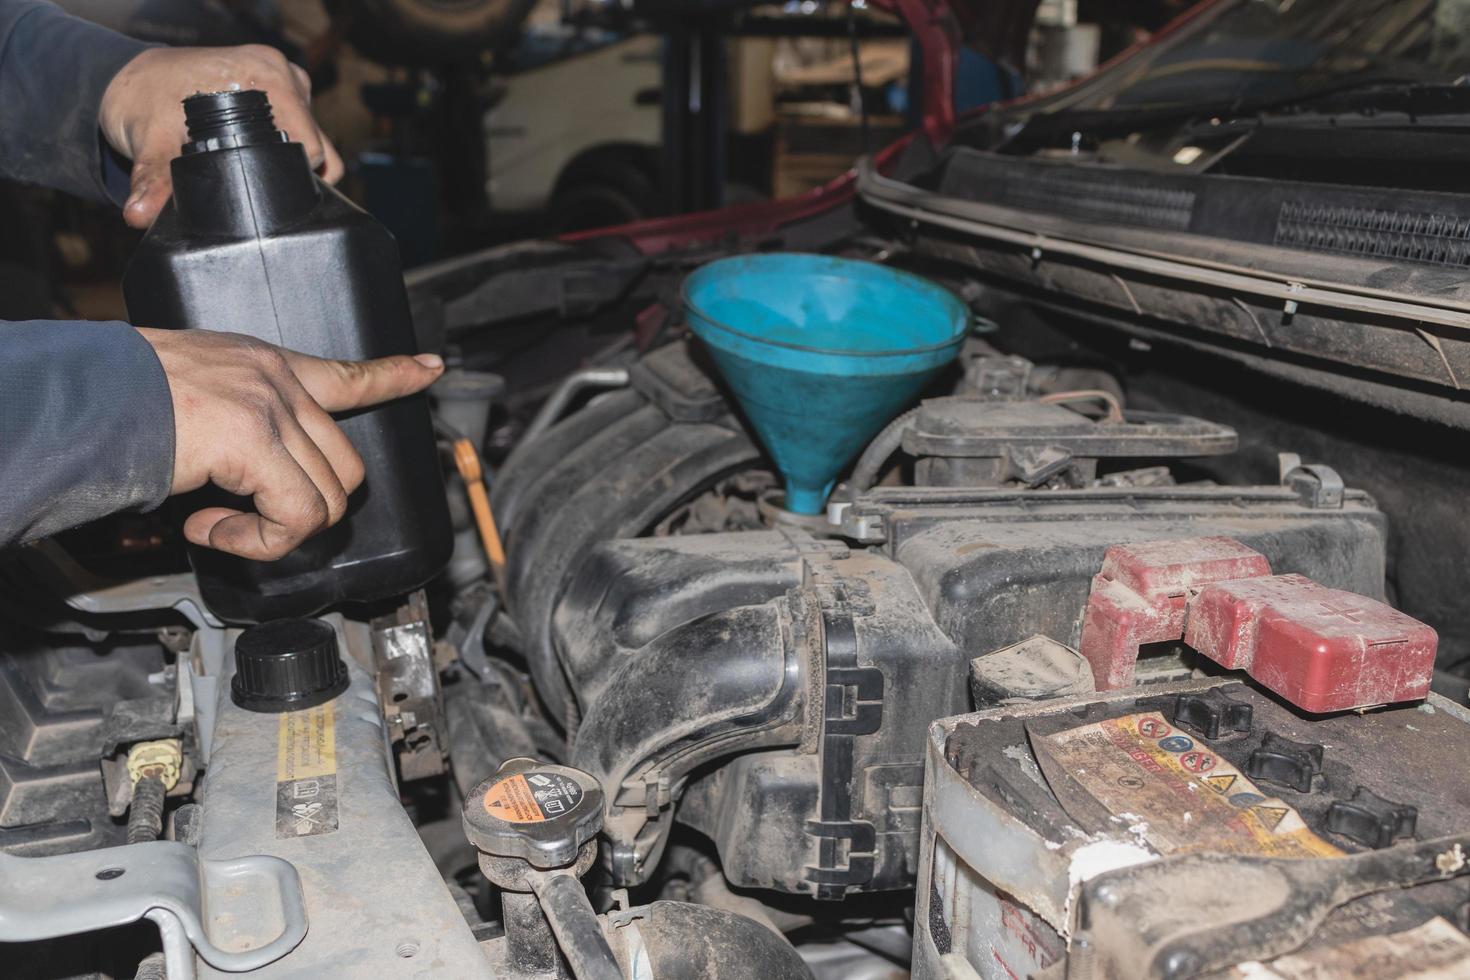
[127,774,166,845]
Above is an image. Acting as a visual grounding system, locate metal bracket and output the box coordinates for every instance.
[371,593,449,781]
[23,540,224,632]
[1278,452,1345,509]
[0,841,306,980]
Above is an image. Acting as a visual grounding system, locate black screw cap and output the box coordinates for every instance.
[1326,786,1418,849]
[231,618,349,713]
[1245,733,1324,793]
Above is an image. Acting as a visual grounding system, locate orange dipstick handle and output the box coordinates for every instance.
[453,438,507,594]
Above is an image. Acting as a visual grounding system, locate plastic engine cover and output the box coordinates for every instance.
[551,480,1390,898]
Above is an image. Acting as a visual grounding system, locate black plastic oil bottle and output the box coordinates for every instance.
[124,90,452,623]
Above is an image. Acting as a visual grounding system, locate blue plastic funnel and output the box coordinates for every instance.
[683,253,969,514]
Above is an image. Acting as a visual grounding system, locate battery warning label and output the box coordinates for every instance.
[484,771,584,823]
[1034,711,1341,859]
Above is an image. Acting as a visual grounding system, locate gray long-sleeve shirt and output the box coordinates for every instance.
[0,0,175,545]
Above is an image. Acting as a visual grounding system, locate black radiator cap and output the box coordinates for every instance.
[231,618,349,713]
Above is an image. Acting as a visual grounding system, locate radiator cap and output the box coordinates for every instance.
[463,758,604,869]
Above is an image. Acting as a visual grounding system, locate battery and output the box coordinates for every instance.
[914,676,1470,979]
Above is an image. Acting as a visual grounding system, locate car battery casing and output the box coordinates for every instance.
[914,678,1470,979]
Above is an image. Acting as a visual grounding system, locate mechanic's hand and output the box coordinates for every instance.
[137,328,443,561]
[100,45,344,230]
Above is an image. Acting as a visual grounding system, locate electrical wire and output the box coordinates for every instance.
[1038,389,1126,422]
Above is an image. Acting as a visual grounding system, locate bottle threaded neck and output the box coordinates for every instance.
[170,87,319,236]
[182,90,283,153]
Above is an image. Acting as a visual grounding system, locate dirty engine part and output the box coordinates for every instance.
[915,678,1470,979]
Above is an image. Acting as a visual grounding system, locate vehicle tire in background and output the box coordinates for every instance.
[546,156,660,234]
[333,0,536,66]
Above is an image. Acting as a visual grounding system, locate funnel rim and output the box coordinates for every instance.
[681,254,969,359]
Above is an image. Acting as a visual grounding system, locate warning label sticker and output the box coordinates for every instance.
[1033,711,1340,859]
[1233,917,1470,979]
[275,702,339,839]
[485,771,584,823]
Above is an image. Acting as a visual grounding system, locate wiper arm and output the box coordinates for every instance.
[1003,76,1453,153]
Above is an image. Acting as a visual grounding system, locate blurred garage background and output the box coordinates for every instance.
[1,0,1192,322]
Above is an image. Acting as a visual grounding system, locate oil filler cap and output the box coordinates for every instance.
[231,618,349,713]
[463,758,604,868]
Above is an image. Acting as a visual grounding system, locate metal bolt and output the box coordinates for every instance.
[1066,936,1096,980]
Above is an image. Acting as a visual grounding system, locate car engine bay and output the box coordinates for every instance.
[8,54,1470,978]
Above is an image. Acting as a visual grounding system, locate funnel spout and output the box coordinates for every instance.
[785,482,835,516]
[682,254,969,514]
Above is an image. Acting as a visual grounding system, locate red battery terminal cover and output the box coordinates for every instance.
[1078,536,1272,690]
[1079,537,1437,712]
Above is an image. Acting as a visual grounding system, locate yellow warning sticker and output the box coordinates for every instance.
[275,702,338,838]
[277,702,337,781]
[1035,711,1341,859]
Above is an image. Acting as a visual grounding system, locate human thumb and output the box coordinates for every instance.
[123,156,174,229]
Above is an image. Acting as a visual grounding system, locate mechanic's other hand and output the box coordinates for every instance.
[137,328,443,561]
[100,45,344,230]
